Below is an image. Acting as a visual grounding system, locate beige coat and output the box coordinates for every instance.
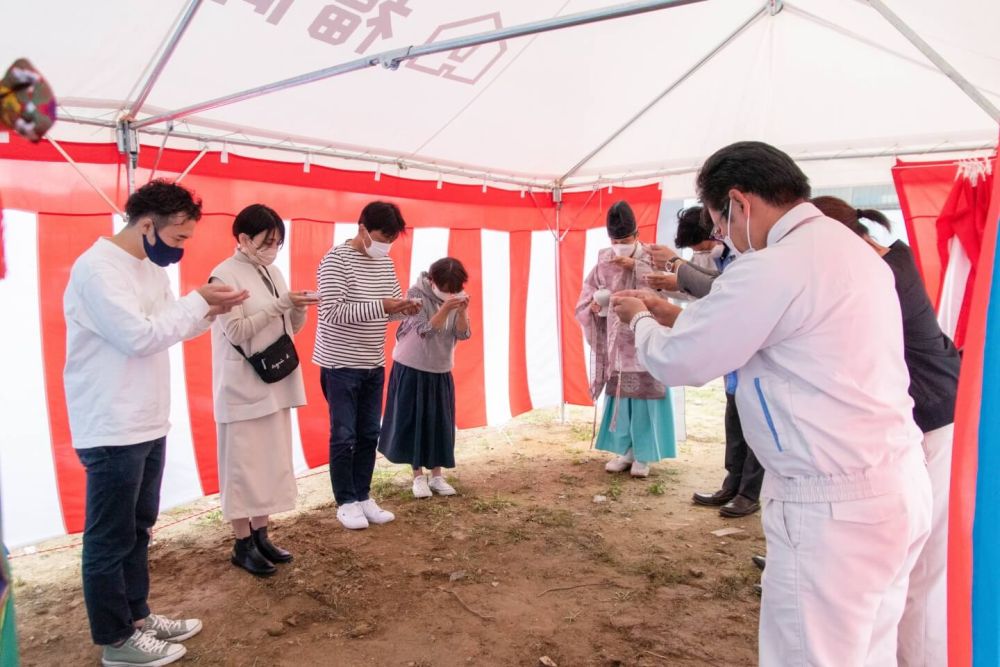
[210,252,307,424]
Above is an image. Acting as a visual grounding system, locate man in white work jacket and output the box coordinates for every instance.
[613,141,932,666]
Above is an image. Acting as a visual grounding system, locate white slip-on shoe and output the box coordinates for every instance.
[359,499,395,525]
[336,502,370,530]
[428,476,457,496]
[630,460,651,478]
[604,449,635,473]
[412,475,432,499]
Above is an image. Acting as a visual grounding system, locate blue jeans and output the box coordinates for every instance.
[320,367,384,505]
[76,438,165,645]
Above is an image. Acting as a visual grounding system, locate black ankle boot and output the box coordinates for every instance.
[252,526,293,563]
[231,536,276,577]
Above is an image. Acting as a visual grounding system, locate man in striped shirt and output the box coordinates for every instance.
[314,201,420,530]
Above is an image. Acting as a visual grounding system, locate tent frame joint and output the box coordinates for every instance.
[116,120,140,196]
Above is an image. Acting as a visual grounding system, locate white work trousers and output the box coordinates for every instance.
[759,457,933,666]
[898,423,954,667]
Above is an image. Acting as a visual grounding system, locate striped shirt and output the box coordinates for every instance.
[313,242,402,369]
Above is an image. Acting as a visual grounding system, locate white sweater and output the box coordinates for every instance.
[634,203,924,502]
[63,238,211,449]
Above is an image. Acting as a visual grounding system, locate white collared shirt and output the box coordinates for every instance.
[634,203,922,501]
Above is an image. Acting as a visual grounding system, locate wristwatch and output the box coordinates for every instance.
[629,311,654,332]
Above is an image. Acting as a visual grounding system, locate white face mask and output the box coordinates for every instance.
[361,226,392,259]
[721,199,755,257]
[611,243,636,257]
[431,285,450,301]
[709,244,725,260]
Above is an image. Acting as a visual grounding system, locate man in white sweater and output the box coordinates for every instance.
[63,180,247,667]
[612,142,932,666]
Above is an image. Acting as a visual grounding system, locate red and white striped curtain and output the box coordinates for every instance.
[0,139,663,547]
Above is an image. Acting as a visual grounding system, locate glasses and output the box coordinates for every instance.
[708,201,730,240]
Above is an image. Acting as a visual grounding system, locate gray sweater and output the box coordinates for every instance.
[677,261,720,299]
[391,273,472,373]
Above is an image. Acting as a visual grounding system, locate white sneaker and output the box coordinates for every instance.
[630,460,651,478]
[428,476,457,496]
[141,613,203,642]
[336,502,369,530]
[102,629,186,667]
[605,450,635,473]
[359,499,395,525]
[412,475,432,499]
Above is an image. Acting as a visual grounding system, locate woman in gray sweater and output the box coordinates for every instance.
[378,257,472,499]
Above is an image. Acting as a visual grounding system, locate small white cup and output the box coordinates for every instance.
[593,289,612,317]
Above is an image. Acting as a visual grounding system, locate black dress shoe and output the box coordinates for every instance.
[719,495,761,518]
[231,537,277,577]
[252,526,293,564]
[692,488,738,507]
[752,555,766,571]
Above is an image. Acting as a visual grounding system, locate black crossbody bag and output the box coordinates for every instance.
[229,265,300,384]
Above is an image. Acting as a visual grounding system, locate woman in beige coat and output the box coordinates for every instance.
[210,204,319,576]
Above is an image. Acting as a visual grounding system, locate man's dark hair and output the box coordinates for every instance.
[125,179,202,228]
[232,203,286,247]
[429,257,469,294]
[674,206,713,248]
[359,201,406,240]
[696,141,811,211]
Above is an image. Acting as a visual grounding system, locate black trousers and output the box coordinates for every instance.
[721,393,764,502]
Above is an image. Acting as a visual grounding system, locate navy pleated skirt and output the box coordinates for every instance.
[378,362,456,469]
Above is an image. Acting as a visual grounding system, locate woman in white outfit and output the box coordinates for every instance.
[210,204,319,577]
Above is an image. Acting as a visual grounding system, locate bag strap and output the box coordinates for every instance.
[216,264,291,360]
[258,265,291,338]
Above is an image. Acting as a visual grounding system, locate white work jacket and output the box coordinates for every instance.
[634,203,924,502]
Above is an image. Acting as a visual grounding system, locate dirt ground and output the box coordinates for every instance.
[12,383,765,667]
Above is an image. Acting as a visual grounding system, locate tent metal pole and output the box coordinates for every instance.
[558,1,770,183]
[128,0,204,118]
[65,116,552,190]
[46,138,125,216]
[553,188,566,424]
[133,0,709,130]
[866,0,1000,122]
[561,140,998,190]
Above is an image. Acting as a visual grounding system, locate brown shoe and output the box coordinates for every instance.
[692,489,737,507]
[719,495,761,518]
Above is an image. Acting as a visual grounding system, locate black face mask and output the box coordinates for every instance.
[142,227,184,267]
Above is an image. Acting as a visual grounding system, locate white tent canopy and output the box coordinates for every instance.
[5,0,998,193]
